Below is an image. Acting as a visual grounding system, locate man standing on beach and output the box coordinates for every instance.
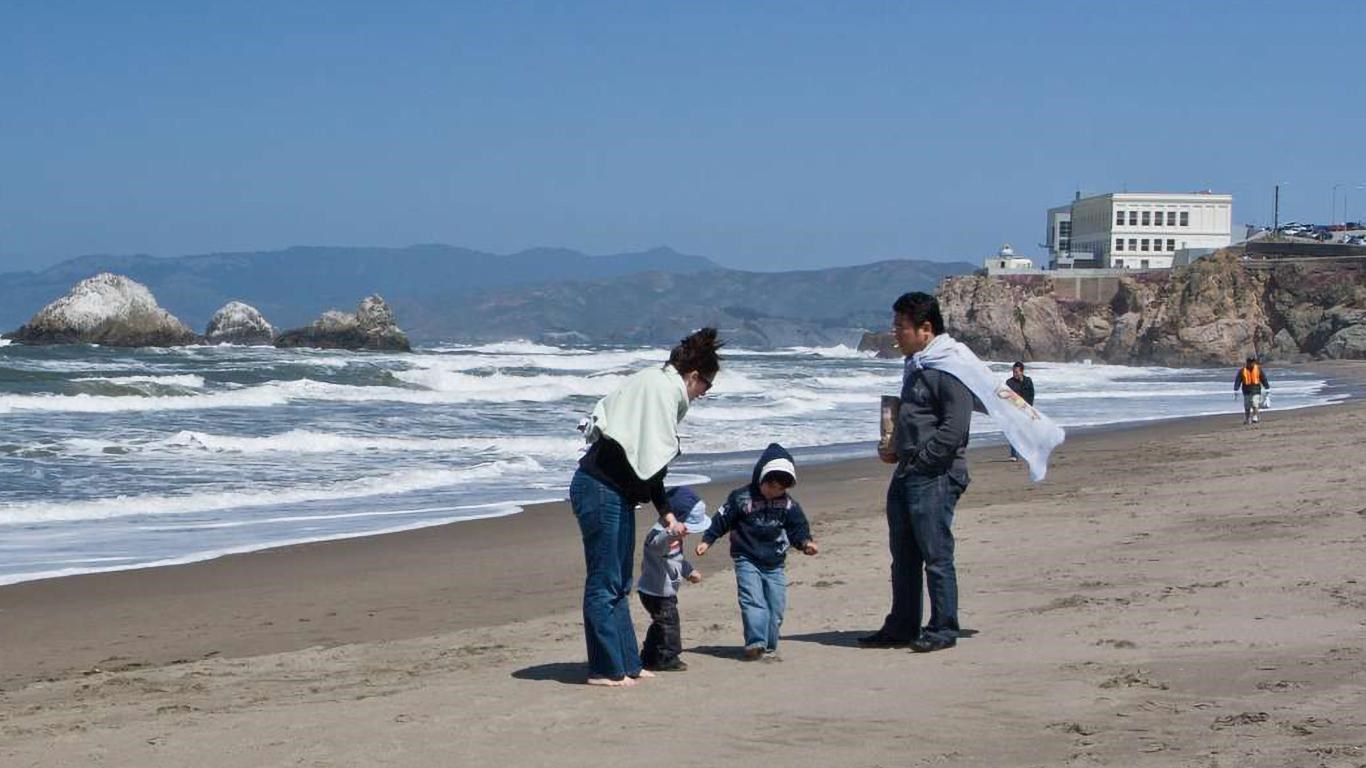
[863,292,973,654]
[1004,362,1034,461]
[1235,356,1270,425]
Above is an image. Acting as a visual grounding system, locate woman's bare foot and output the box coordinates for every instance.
[586,676,636,688]
[632,669,656,679]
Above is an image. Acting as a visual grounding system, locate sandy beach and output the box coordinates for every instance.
[3,382,1365,767]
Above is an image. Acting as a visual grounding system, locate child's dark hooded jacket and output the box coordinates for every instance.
[701,443,812,569]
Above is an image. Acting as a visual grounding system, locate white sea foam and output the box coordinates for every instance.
[0,459,541,525]
[390,368,625,399]
[72,374,206,388]
[416,347,665,373]
[152,430,582,458]
[729,344,875,359]
[0,387,291,413]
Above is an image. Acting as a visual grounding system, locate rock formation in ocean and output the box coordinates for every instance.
[859,250,1366,364]
[274,295,412,351]
[205,301,275,345]
[4,272,199,347]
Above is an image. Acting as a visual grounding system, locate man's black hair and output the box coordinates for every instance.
[891,291,944,335]
[1012,361,1025,370]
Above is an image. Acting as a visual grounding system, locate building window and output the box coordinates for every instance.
[1141,211,1151,226]
[1141,239,1150,251]
[1115,239,1124,251]
[1129,211,1138,226]
[1129,238,1137,251]
[1115,210,1124,226]
[1166,211,1176,226]
[1141,259,1150,269]
[1167,238,1176,251]
[1114,259,1124,268]
[1180,211,1189,226]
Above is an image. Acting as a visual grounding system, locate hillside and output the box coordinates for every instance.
[0,245,718,333]
[2,247,974,347]
[396,259,974,347]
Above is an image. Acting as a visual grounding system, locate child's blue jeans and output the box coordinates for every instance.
[733,556,786,652]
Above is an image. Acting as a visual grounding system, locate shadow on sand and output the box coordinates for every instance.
[511,661,586,685]
[785,628,979,648]
[685,644,748,661]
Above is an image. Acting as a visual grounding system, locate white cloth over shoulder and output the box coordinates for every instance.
[910,334,1065,482]
[582,364,690,480]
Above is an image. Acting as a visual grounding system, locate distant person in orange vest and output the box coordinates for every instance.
[1234,356,1270,425]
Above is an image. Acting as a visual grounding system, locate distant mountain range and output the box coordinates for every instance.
[0,245,973,347]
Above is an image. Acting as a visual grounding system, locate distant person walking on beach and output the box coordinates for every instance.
[572,328,723,687]
[1004,362,1034,461]
[863,292,974,653]
[695,443,818,661]
[1235,356,1270,425]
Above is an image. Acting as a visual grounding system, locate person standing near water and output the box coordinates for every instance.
[1234,356,1269,425]
[1004,362,1034,461]
[570,328,723,687]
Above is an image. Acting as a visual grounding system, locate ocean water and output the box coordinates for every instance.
[0,340,1347,585]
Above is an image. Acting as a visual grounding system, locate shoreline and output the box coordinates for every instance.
[3,360,1357,591]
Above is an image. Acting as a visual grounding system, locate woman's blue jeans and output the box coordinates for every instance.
[569,470,642,679]
[734,556,787,652]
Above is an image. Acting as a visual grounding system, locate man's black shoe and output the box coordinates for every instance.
[908,635,956,653]
[857,631,913,649]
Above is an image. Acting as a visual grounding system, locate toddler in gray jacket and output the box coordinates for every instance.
[638,486,710,671]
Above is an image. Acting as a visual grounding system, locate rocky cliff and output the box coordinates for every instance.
[860,251,1366,364]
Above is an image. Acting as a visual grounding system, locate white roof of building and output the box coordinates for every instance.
[1077,191,1233,204]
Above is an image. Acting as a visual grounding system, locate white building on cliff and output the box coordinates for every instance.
[984,244,1035,274]
[1052,191,1233,270]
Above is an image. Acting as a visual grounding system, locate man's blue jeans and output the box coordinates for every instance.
[569,470,642,679]
[882,469,967,642]
[733,556,787,652]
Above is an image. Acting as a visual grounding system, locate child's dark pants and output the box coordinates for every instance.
[638,593,682,668]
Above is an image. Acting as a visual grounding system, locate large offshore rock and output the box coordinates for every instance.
[5,273,198,347]
[274,295,411,351]
[205,301,275,345]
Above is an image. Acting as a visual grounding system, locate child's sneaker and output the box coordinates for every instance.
[742,644,765,661]
[761,649,782,663]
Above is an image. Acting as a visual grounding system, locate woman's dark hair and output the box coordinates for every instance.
[892,291,944,335]
[666,327,723,377]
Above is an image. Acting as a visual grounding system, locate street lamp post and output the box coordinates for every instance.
[1333,182,1344,227]
[1347,185,1366,229]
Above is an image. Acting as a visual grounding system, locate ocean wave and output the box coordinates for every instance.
[0,459,543,526]
[728,344,875,359]
[0,387,292,414]
[72,374,207,388]
[391,368,626,399]
[416,346,665,373]
[154,430,583,457]
[0,504,527,586]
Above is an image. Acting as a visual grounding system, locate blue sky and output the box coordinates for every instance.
[2,1,1363,272]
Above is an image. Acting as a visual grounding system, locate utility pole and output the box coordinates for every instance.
[1273,184,1279,232]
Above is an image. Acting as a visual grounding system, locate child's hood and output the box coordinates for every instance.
[749,442,796,493]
